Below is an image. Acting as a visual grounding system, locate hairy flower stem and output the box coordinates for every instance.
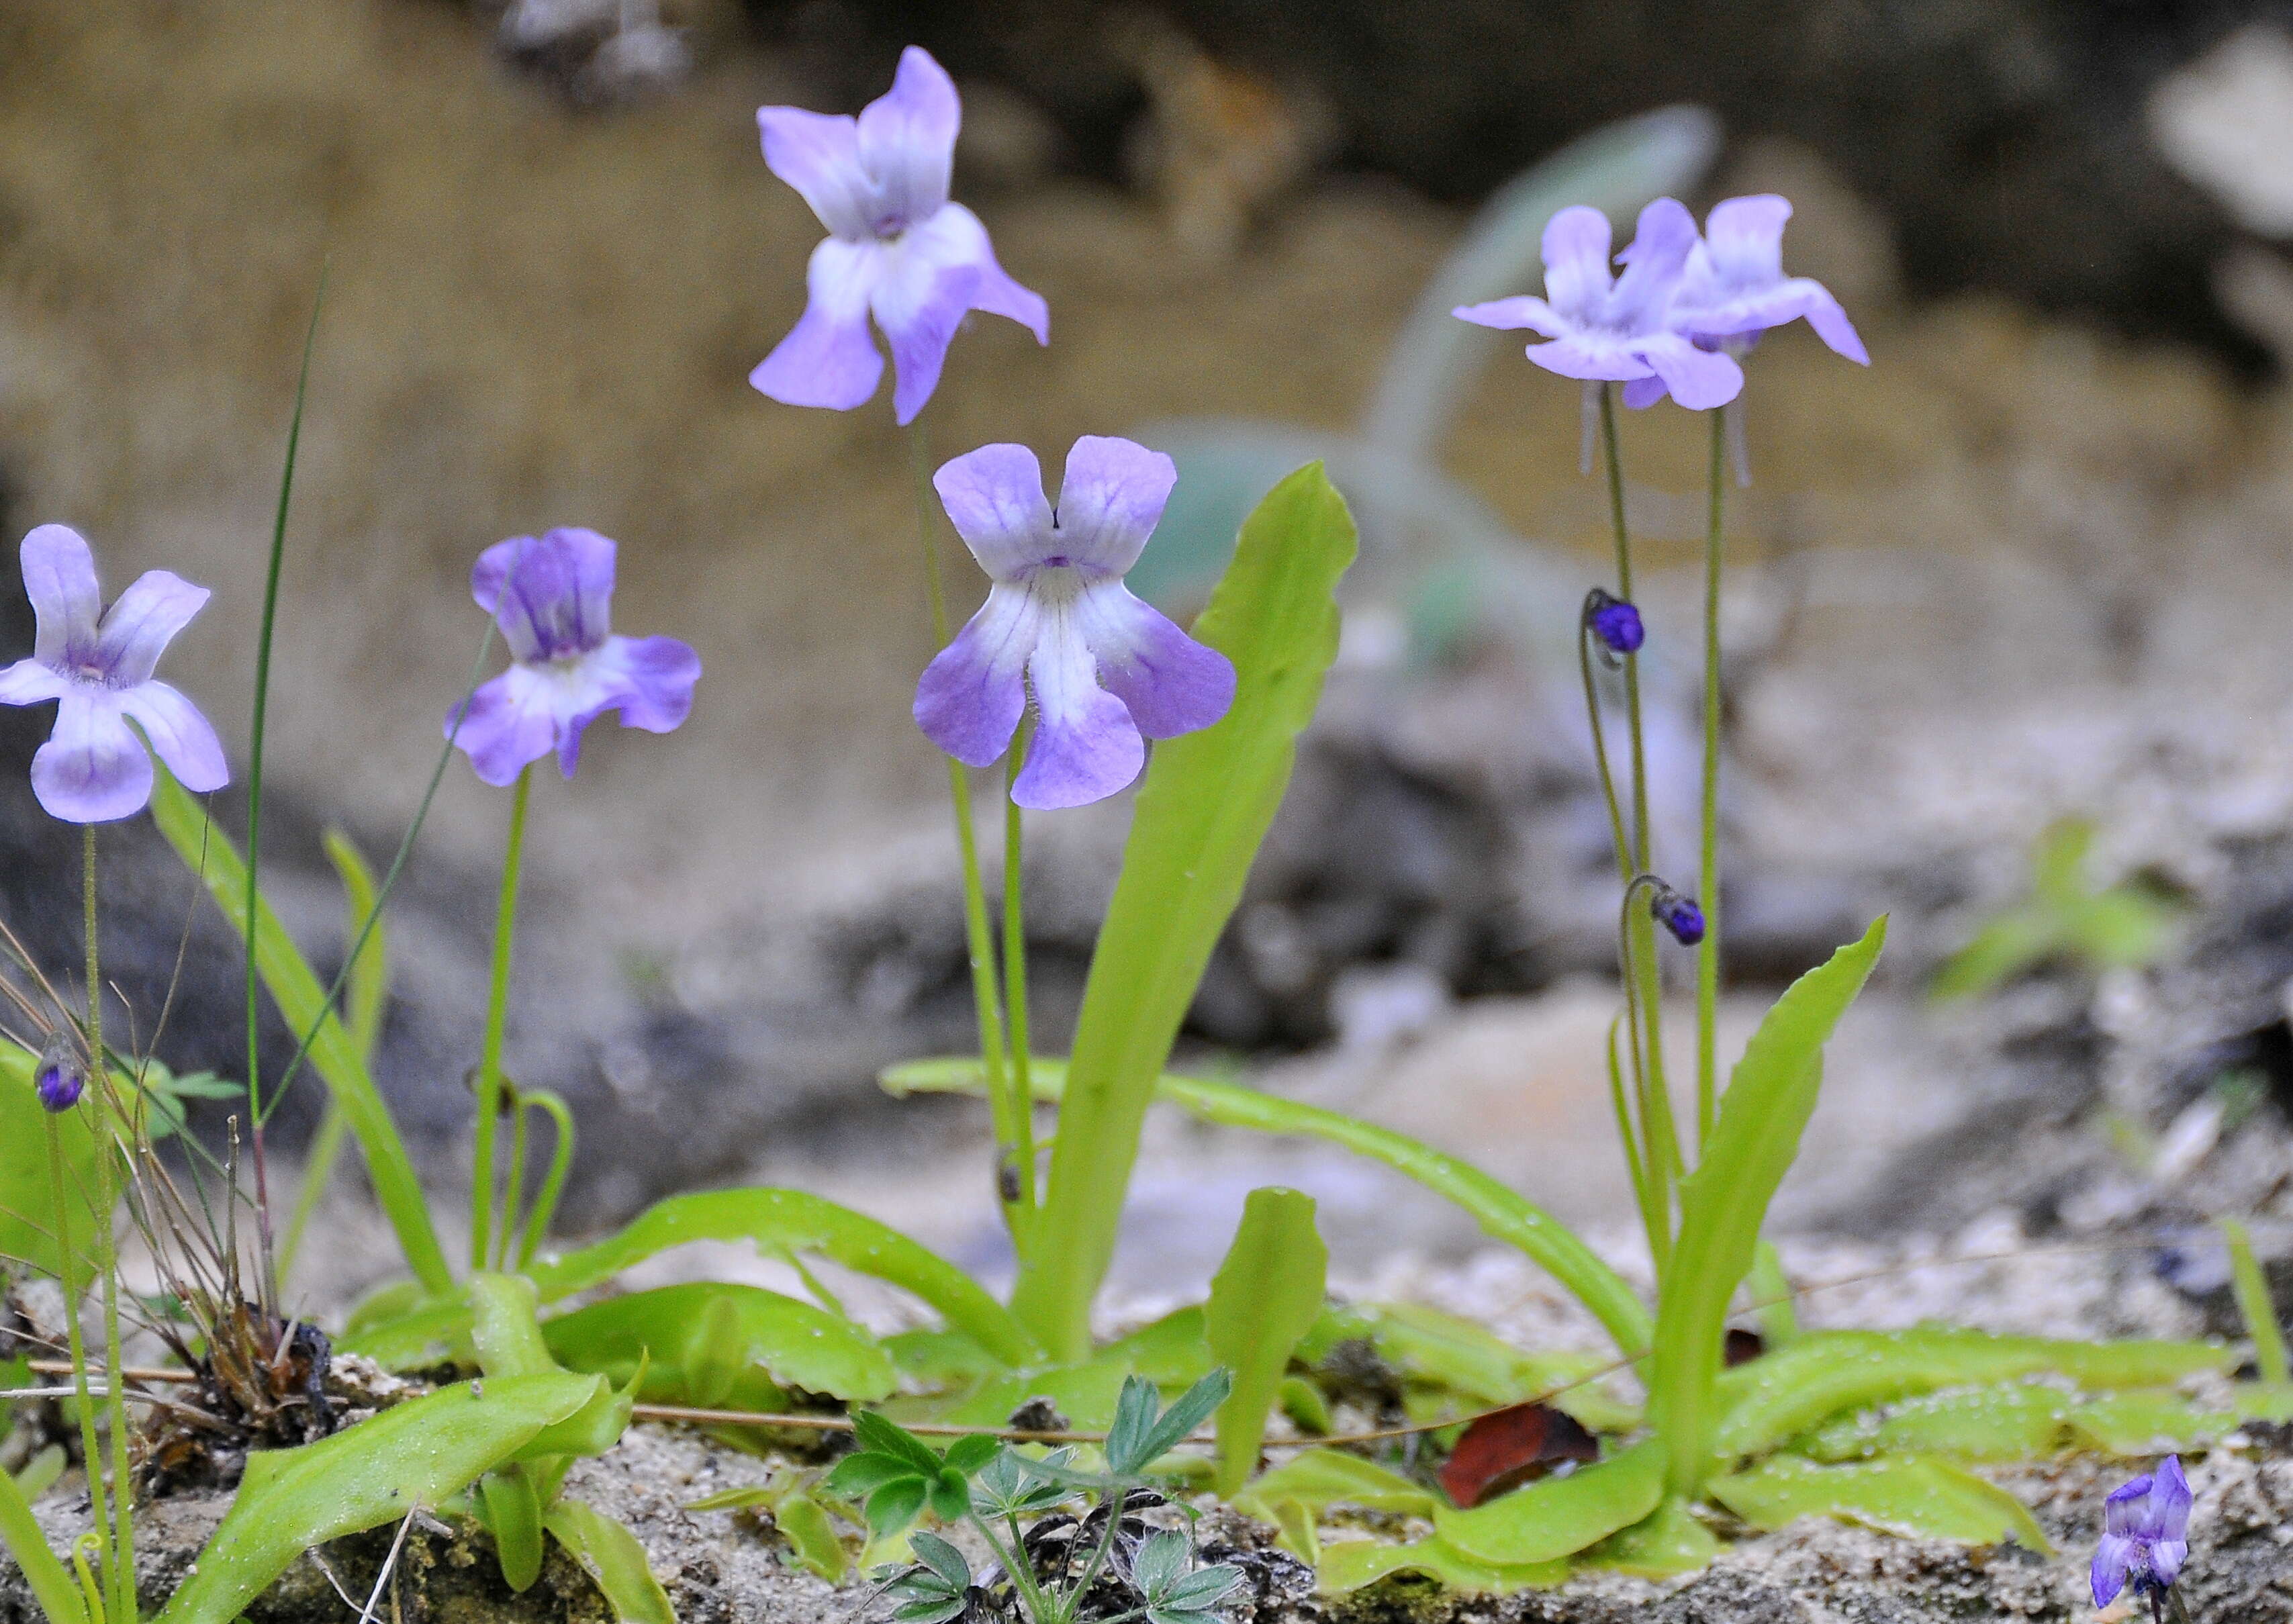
[79,827,132,1623]
[45,1118,108,1621]
[1695,408,1726,1154]
[470,765,530,1273]
[1004,733,1037,1216]
[1597,386,1683,1233]
[906,417,1024,1251]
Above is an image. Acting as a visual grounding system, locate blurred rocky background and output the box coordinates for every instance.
[5,0,2293,1308]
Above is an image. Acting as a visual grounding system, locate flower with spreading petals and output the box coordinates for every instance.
[1621,193,1869,408]
[2092,1455,2192,1611]
[0,525,228,823]
[914,436,1235,810]
[447,528,700,786]
[751,46,1049,426]
[1453,199,1744,412]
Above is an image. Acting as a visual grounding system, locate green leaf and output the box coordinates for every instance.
[1708,1453,2051,1552]
[543,1282,897,1406]
[1131,1368,1232,1475]
[1206,1188,1327,1496]
[153,1372,601,1624]
[524,1188,1037,1367]
[1279,1374,1332,1435]
[543,1498,676,1624]
[940,1435,1000,1476]
[1714,1328,2233,1462]
[471,1273,558,1378]
[825,1453,916,1499]
[928,1357,1135,1432]
[1233,1449,1440,1525]
[1579,1496,1718,1576]
[322,829,391,1059]
[1646,919,1887,1496]
[1315,1535,1564,1596]
[0,1045,103,1282]
[2067,1390,2240,1455]
[1435,1437,1665,1566]
[2222,1218,2290,1386]
[1101,1306,1215,1388]
[771,1490,849,1582]
[882,1329,1004,1388]
[886,1055,1650,1360]
[908,1529,970,1592]
[1352,1301,1637,1432]
[853,1412,948,1477]
[1011,465,1358,1361]
[481,1469,547,1592]
[148,770,453,1295]
[863,1475,929,1539]
[1797,1383,2073,1463]
[0,1442,88,1624]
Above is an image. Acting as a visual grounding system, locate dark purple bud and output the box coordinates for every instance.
[34,1033,83,1113]
[1583,589,1644,655]
[1651,886,1705,947]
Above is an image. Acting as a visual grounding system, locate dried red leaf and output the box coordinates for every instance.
[1437,1401,1600,1509]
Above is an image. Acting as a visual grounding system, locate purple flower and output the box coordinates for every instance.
[914,436,1235,810]
[34,1034,83,1113]
[1651,886,1705,947]
[2092,1456,2192,1610]
[750,46,1049,426]
[447,528,701,786]
[1453,199,1744,412]
[0,524,228,824]
[1621,195,1869,410]
[1584,589,1644,655]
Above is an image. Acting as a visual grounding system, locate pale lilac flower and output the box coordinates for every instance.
[750,46,1049,426]
[1454,199,1744,412]
[1621,195,1869,409]
[915,436,1234,810]
[2092,1456,2191,1612]
[447,528,700,786]
[0,525,228,824]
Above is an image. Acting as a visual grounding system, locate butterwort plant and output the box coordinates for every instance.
[2093,1457,2194,1623]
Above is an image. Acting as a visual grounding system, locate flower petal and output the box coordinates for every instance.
[934,442,1054,579]
[1636,332,1744,411]
[0,658,69,706]
[873,209,989,425]
[915,583,1037,767]
[95,570,209,686]
[2104,1474,2155,1536]
[856,46,958,232]
[1608,197,1699,330]
[30,691,152,823]
[1525,334,1656,385]
[2151,1455,2192,1539]
[1054,436,1175,575]
[1013,609,1142,809]
[447,667,559,788]
[1538,206,1615,322]
[1703,194,1791,287]
[2090,1535,2132,1608]
[751,236,886,412]
[1620,375,1670,410]
[573,632,700,753]
[1452,296,1568,337]
[1072,580,1233,739]
[119,680,228,792]
[19,525,101,669]
[757,106,871,239]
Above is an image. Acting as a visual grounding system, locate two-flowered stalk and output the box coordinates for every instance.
[1456,193,1865,1269]
[447,527,699,1270]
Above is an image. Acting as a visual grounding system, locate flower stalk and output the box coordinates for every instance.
[1696,405,1726,1151]
[471,764,531,1272]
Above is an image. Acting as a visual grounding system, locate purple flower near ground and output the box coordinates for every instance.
[0,525,229,824]
[34,1034,83,1113]
[750,46,1049,426]
[1453,199,1744,412]
[1651,887,1705,947]
[914,436,1235,810]
[1583,589,1644,655]
[1622,195,1870,409]
[2092,1455,2192,1611]
[447,528,701,786]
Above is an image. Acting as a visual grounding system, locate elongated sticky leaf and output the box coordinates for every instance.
[545,1282,897,1405]
[481,1469,547,1592]
[1435,1437,1665,1566]
[148,770,451,1294]
[1714,1327,2231,1462]
[1011,465,1357,1360]
[1708,1453,2050,1551]
[2067,1390,2240,1455]
[1206,1188,1326,1494]
[1317,1534,1564,1595]
[1646,918,1886,1495]
[1233,1449,1440,1525]
[525,1188,1037,1366]
[885,1056,1650,1358]
[1579,1496,1717,1576]
[154,1373,600,1624]
[544,1498,676,1624]
[0,1449,87,1624]
[1799,1382,2073,1463]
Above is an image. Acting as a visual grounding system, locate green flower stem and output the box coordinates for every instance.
[45,1116,107,1622]
[1597,385,1681,1223]
[470,764,532,1274]
[1696,406,1726,1154]
[498,1083,528,1272]
[906,416,1024,1252]
[80,826,131,1623]
[1577,629,1633,886]
[971,1511,1056,1623]
[1004,732,1037,1218]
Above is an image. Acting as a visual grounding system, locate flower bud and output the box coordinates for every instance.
[34,1032,83,1113]
[1583,589,1644,655]
[1650,886,1705,947]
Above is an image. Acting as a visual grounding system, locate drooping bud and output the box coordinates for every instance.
[1649,884,1705,947]
[34,1031,84,1113]
[1583,588,1644,655]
